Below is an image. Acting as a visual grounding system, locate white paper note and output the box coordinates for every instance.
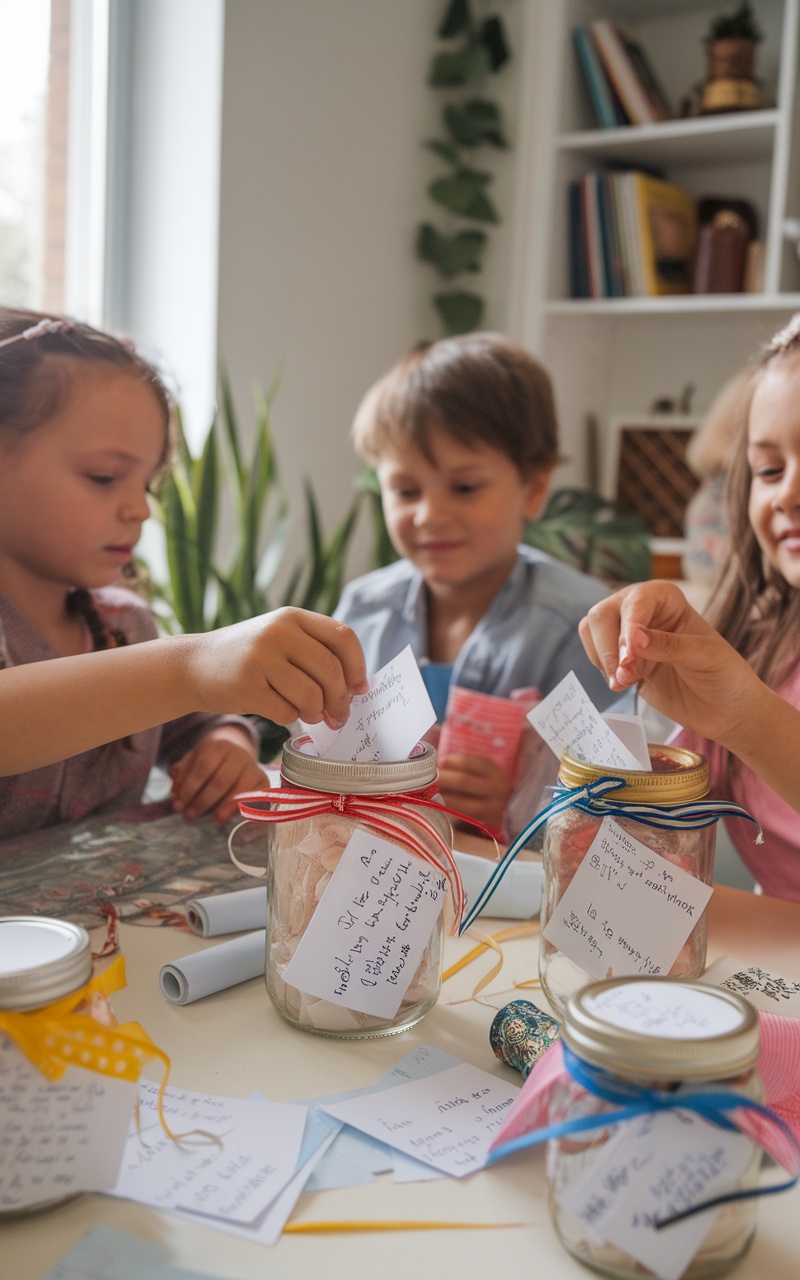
[301,645,436,761]
[541,817,713,981]
[602,712,651,770]
[0,1040,138,1212]
[283,828,447,1018]
[109,1080,306,1226]
[320,1061,519,1178]
[527,672,645,770]
[702,955,800,1018]
[558,1110,753,1280]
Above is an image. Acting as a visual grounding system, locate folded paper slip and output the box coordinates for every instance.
[160,930,267,1005]
[454,849,543,920]
[184,885,267,936]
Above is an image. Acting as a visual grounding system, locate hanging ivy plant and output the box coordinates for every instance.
[418,0,511,336]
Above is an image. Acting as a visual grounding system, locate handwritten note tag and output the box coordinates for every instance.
[302,645,436,762]
[703,955,800,1018]
[558,1110,753,1280]
[527,672,646,770]
[283,828,447,1017]
[320,1061,519,1178]
[109,1080,306,1226]
[542,817,713,981]
[0,1040,137,1212]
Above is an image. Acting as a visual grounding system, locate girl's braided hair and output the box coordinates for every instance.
[0,308,172,660]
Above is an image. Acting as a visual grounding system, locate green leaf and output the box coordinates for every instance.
[424,139,461,165]
[443,99,507,148]
[429,42,489,87]
[428,171,498,222]
[479,16,510,71]
[194,422,218,590]
[524,488,651,586]
[438,0,470,39]
[417,223,486,278]
[433,290,484,335]
[217,367,245,493]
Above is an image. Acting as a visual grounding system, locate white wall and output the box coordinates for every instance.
[216,0,522,565]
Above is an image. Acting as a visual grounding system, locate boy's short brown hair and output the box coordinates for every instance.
[352,332,559,474]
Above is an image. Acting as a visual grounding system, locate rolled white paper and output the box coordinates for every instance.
[184,886,268,937]
[160,930,267,1005]
[454,849,543,920]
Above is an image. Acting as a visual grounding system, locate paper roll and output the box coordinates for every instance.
[160,930,267,1005]
[184,886,268,937]
[454,849,543,920]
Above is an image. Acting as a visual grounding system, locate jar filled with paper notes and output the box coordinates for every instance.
[546,977,765,1280]
[539,746,714,1019]
[0,916,135,1216]
[239,738,456,1038]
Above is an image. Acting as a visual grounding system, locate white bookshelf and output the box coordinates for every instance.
[510,0,800,492]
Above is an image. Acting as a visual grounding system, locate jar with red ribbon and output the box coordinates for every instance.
[233,738,459,1038]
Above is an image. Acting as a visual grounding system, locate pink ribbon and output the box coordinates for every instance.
[233,783,498,931]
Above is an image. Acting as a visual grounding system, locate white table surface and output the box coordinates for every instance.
[4,882,800,1280]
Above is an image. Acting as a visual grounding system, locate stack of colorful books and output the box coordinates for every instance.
[573,19,672,129]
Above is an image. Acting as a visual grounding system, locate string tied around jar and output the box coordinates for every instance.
[487,1040,800,1228]
[460,775,762,934]
[229,782,501,932]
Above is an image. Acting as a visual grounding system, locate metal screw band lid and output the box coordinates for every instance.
[0,917,92,1010]
[562,976,760,1082]
[558,744,709,804]
[281,738,438,795]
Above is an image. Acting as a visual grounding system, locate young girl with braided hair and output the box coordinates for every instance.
[0,308,272,839]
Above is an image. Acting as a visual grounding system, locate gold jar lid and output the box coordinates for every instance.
[282,738,438,795]
[562,976,760,1082]
[558,743,708,804]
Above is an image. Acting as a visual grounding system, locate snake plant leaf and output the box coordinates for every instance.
[218,366,246,497]
[417,223,487,278]
[162,468,204,632]
[424,139,461,165]
[428,169,498,222]
[479,16,510,71]
[429,41,490,87]
[194,421,218,592]
[443,99,508,148]
[437,0,471,39]
[433,289,484,335]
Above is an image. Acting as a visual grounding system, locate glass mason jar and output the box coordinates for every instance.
[265,738,453,1039]
[540,745,714,1019]
[0,915,117,1217]
[547,977,763,1280]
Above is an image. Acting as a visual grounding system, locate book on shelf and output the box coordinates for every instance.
[630,173,697,295]
[573,24,618,129]
[589,19,669,126]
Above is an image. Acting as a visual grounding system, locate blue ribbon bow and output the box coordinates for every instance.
[487,1043,799,1228]
[460,776,762,934]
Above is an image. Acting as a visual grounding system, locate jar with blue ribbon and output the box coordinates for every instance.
[540,745,718,1018]
[546,977,770,1280]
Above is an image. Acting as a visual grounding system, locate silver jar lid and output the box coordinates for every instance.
[562,976,760,1082]
[0,916,93,1010]
[281,737,438,794]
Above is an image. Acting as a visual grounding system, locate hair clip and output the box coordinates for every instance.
[0,318,72,350]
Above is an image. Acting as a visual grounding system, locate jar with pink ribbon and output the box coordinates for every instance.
[231,738,461,1038]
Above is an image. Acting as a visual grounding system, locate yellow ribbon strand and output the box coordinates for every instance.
[442,922,539,1000]
[284,1220,525,1234]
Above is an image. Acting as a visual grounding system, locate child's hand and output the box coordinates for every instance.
[187,609,368,729]
[437,752,513,833]
[169,726,267,824]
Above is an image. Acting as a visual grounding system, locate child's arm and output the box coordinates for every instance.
[0,609,367,776]
[579,581,800,813]
[436,754,513,834]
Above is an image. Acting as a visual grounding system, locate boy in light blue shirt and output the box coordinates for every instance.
[334,333,621,836]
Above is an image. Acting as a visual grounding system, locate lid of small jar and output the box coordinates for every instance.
[0,916,93,1010]
[281,738,438,794]
[558,744,708,804]
[562,976,760,1081]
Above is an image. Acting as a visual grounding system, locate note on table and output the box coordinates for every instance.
[702,955,800,1018]
[0,1038,137,1212]
[43,1224,221,1280]
[108,1079,306,1229]
[283,827,447,1018]
[527,672,647,771]
[301,644,436,761]
[541,816,712,981]
[558,1109,753,1280]
[320,1060,519,1178]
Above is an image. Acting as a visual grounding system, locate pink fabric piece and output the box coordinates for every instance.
[672,663,800,901]
[489,1009,800,1173]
